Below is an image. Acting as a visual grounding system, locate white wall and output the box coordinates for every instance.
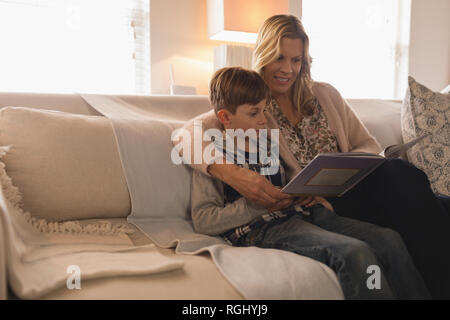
[150,0,301,95]
[150,0,450,96]
[409,0,450,91]
[150,0,222,95]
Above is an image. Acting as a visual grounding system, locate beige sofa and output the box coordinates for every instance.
[0,92,402,300]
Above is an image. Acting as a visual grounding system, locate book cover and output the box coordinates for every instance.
[281,154,386,196]
[281,134,430,197]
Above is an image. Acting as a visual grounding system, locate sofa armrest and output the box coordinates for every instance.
[0,208,7,300]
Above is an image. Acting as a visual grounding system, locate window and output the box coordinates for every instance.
[0,0,150,94]
[302,0,411,99]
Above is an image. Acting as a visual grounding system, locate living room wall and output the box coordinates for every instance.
[150,0,300,95]
[150,0,219,95]
[150,0,450,96]
[409,0,450,92]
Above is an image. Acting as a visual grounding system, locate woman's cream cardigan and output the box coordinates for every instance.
[177,82,382,181]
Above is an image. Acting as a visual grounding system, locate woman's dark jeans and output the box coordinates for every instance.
[327,159,450,299]
[438,195,450,214]
[236,206,430,299]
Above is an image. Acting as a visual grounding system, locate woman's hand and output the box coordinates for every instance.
[295,196,334,212]
[207,163,292,208]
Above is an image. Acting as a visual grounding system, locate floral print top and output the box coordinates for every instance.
[268,98,339,169]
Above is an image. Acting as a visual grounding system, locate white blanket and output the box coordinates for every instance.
[80,94,344,300]
[0,146,184,299]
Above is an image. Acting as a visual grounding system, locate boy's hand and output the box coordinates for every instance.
[267,197,295,213]
[295,196,334,212]
[208,164,292,208]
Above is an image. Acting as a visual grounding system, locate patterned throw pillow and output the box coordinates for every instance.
[401,76,450,196]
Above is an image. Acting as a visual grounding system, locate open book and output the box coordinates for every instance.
[281,134,430,197]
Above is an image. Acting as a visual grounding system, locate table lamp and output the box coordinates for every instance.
[207,0,288,71]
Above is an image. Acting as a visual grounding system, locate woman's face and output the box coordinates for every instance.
[263,37,303,97]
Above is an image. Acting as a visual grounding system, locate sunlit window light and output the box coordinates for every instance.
[0,0,150,94]
[302,0,411,99]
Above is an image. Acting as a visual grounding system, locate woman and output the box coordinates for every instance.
[179,14,450,299]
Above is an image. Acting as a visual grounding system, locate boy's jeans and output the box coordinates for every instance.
[235,205,431,300]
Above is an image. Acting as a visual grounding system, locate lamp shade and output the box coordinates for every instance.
[207,0,289,43]
[213,44,254,71]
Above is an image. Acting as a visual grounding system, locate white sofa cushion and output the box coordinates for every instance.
[347,99,402,149]
[0,94,408,222]
[0,106,131,221]
[441,84,450,94]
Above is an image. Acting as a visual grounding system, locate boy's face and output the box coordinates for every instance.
[219,99,268,131]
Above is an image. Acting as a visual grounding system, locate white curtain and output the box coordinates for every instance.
[0,0,150,94]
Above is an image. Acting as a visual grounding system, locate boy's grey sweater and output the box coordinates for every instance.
[190,169,269,236]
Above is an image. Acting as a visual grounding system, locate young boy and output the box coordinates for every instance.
[190,67,430,299]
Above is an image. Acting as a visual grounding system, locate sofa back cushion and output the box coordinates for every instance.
[0,106,131,221]
[0,94,406,221]
[347,99,402,149]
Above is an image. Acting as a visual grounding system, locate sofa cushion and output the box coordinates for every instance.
[441,84,450,94]
[347,99,402,149]
[401,77,450,196]
[0,106,131,221]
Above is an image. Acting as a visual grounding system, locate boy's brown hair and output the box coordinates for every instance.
[209,67,270,114]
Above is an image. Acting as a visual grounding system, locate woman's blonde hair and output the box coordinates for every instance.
[253,14,316,116]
